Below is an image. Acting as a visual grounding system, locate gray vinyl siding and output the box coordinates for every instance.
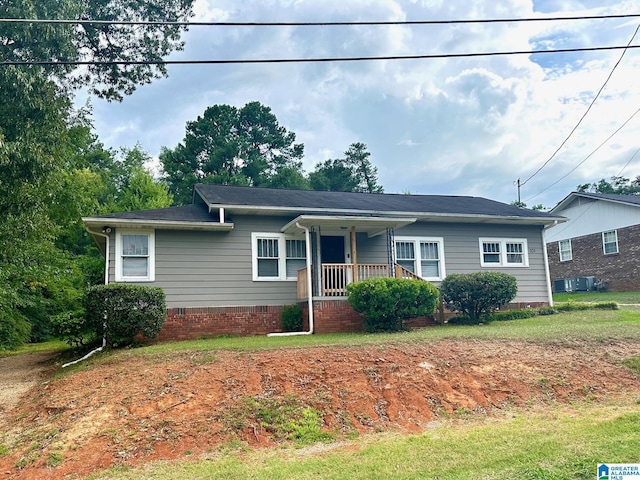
[107,217,550,307]
[355,232,388,264]
[109,215,301,308]
[393,222,548,304]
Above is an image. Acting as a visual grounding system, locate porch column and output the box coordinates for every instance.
[351,226,358,282]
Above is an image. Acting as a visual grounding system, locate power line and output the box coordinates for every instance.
[1,13,638,27]
[3,44,640,67]
[616,146,640,177]
[524,106,640,203]
[520,23,640,188]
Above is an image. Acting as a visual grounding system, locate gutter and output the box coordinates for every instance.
[63,228,110,368]
[267,222,314,337]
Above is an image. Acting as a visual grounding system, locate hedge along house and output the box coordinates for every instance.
[83,184,565,340]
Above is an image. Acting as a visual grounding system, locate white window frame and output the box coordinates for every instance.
[479,238,529,267]
[394,237,446,281]
[602,230,618,255]
[115,229,155,282]
[558,239,572,262]
[251,232,306,281]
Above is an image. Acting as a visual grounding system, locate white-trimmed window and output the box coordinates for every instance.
[252,233,306,281]
[602,230,618,255]
[115,230,155,282]
[479,238,529,267]
[395,237,445,281]
[558,239,572,262]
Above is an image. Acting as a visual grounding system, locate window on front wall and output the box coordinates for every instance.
[559,239,572,262]
[395,237,445,280]
[252,233,306,281]
[602,230,618,255]
[479,238,528,267]
[286,239,306,277]
[115,230,155,282]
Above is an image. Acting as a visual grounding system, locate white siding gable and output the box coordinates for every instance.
[546,199,640,243]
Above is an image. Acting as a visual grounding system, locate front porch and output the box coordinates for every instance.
[297,263,420,299]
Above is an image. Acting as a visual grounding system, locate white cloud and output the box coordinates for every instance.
[87,0,640,208]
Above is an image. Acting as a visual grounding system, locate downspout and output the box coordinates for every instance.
[63,228,110,368]
[542,222,556,307]
[267,222,314,337]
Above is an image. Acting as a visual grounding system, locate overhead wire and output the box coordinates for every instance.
[520,23,640,188]
[0,13,638,27]
[2,45,640,66]
[524,106,640,202]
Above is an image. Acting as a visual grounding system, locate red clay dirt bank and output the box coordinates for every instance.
[2,338,640,480]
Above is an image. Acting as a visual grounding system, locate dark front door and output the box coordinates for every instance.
[321,235,345,263]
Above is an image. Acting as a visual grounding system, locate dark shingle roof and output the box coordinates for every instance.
[195,184,559,220]
[97,203,219,222]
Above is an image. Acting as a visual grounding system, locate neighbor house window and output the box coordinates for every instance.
[395,237,445,281]
[602,230,618,255]
[559,239,572,262]
[479,238,529,267]
[252,233,306,281]
[115,230,155,282]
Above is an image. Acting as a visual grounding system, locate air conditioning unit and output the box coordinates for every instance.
[553,278,576,293]
[575,276,595,291]
[553,276,596,293]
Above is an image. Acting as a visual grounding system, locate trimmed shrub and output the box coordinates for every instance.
[282,304,303,332]
[446,315,478,326]
[490,308,537,322]
[593,301,618,310]
[555,302,591,312]
[347,277,439,333]
[536,306,558,316]
[84,284,166,347]
[440,272,517,324]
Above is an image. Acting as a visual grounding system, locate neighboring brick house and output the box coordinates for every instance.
[545,192,640,292]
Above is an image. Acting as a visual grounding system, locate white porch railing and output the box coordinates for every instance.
[297,263,422,299]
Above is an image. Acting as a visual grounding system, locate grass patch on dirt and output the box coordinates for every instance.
[622,356,640,376]
[89,402,640,480]
[220,394,333,446]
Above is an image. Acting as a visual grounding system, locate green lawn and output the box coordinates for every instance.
[0,339,69,358]
[131,309,640,356]
[553,291,640,304]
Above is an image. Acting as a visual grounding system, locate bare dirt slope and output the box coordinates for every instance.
[2,339,640,480]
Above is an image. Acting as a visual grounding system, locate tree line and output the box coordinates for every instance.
[0,1,383,349]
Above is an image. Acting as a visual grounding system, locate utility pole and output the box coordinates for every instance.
[514,178,521,204]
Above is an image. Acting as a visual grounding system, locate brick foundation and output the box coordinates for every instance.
[547,223,640,292]
[158,305,285,341]
[158,299,550,342]
[304,299,442,334]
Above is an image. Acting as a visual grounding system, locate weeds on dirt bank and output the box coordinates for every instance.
[89,402,640,480]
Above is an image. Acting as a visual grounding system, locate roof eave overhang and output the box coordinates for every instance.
[281,215,418,237]
[82,217,235,232]
[213,204,565,227]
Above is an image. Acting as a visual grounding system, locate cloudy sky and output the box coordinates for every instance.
[85,0,640,209]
